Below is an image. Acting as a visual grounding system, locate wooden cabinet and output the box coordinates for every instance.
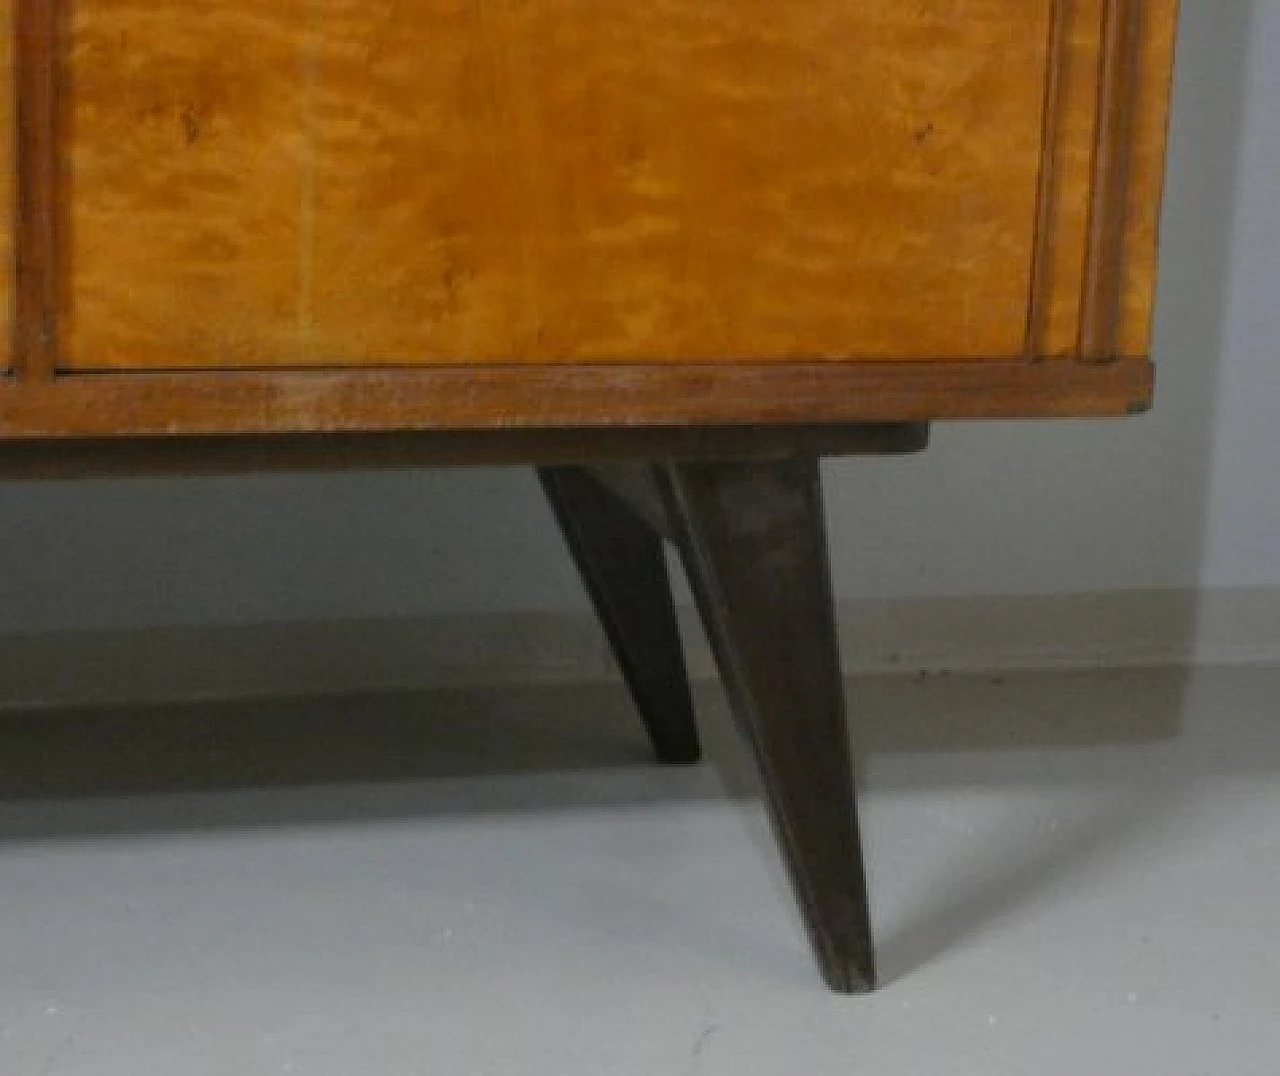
[1,0,1174,436]
[65,0,1053,368]
[0,1,1180,994]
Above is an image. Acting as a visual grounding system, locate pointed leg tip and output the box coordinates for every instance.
[821,959,877,996]
[816,945,877,995]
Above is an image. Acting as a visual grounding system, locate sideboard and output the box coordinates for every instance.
[0,0,1179,991]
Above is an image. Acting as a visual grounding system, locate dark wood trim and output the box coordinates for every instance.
[13,0,62,380]
[1024,0,1071,358]
[0,359,1152,439]
[0,423,929,478]
[1080,0,1143,360]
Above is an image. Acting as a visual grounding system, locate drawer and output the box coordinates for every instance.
[49,0,1175,372]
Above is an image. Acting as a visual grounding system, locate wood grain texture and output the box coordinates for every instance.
[62,0,1053,369]
[65,0,306,368]
[2,1,1177,436]
[0,359,1153,440]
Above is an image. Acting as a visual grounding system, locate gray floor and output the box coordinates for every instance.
[1,664,1277,1074]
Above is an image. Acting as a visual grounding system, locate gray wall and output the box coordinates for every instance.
[1,1,1274,635]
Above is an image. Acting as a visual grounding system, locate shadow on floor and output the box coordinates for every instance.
[2,663,1277,985]
[0,663,1253,831]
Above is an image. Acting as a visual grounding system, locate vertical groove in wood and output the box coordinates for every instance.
[14,0,60,379]
[1079,0,1142,361]
[0,0,14,371]
[1115,0,1179,359]
[1025,0,1072,358]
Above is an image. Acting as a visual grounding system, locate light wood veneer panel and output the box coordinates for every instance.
[62,0,1053,369]
[65,0,307,368]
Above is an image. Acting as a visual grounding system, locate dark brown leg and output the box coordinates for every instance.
[656,456,875,993]
[538,466,701,764]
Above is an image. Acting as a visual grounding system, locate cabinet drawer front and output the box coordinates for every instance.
[57,0,1074,370]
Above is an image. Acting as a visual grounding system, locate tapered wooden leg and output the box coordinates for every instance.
[656,456,875,993]
[538,466,701,764]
